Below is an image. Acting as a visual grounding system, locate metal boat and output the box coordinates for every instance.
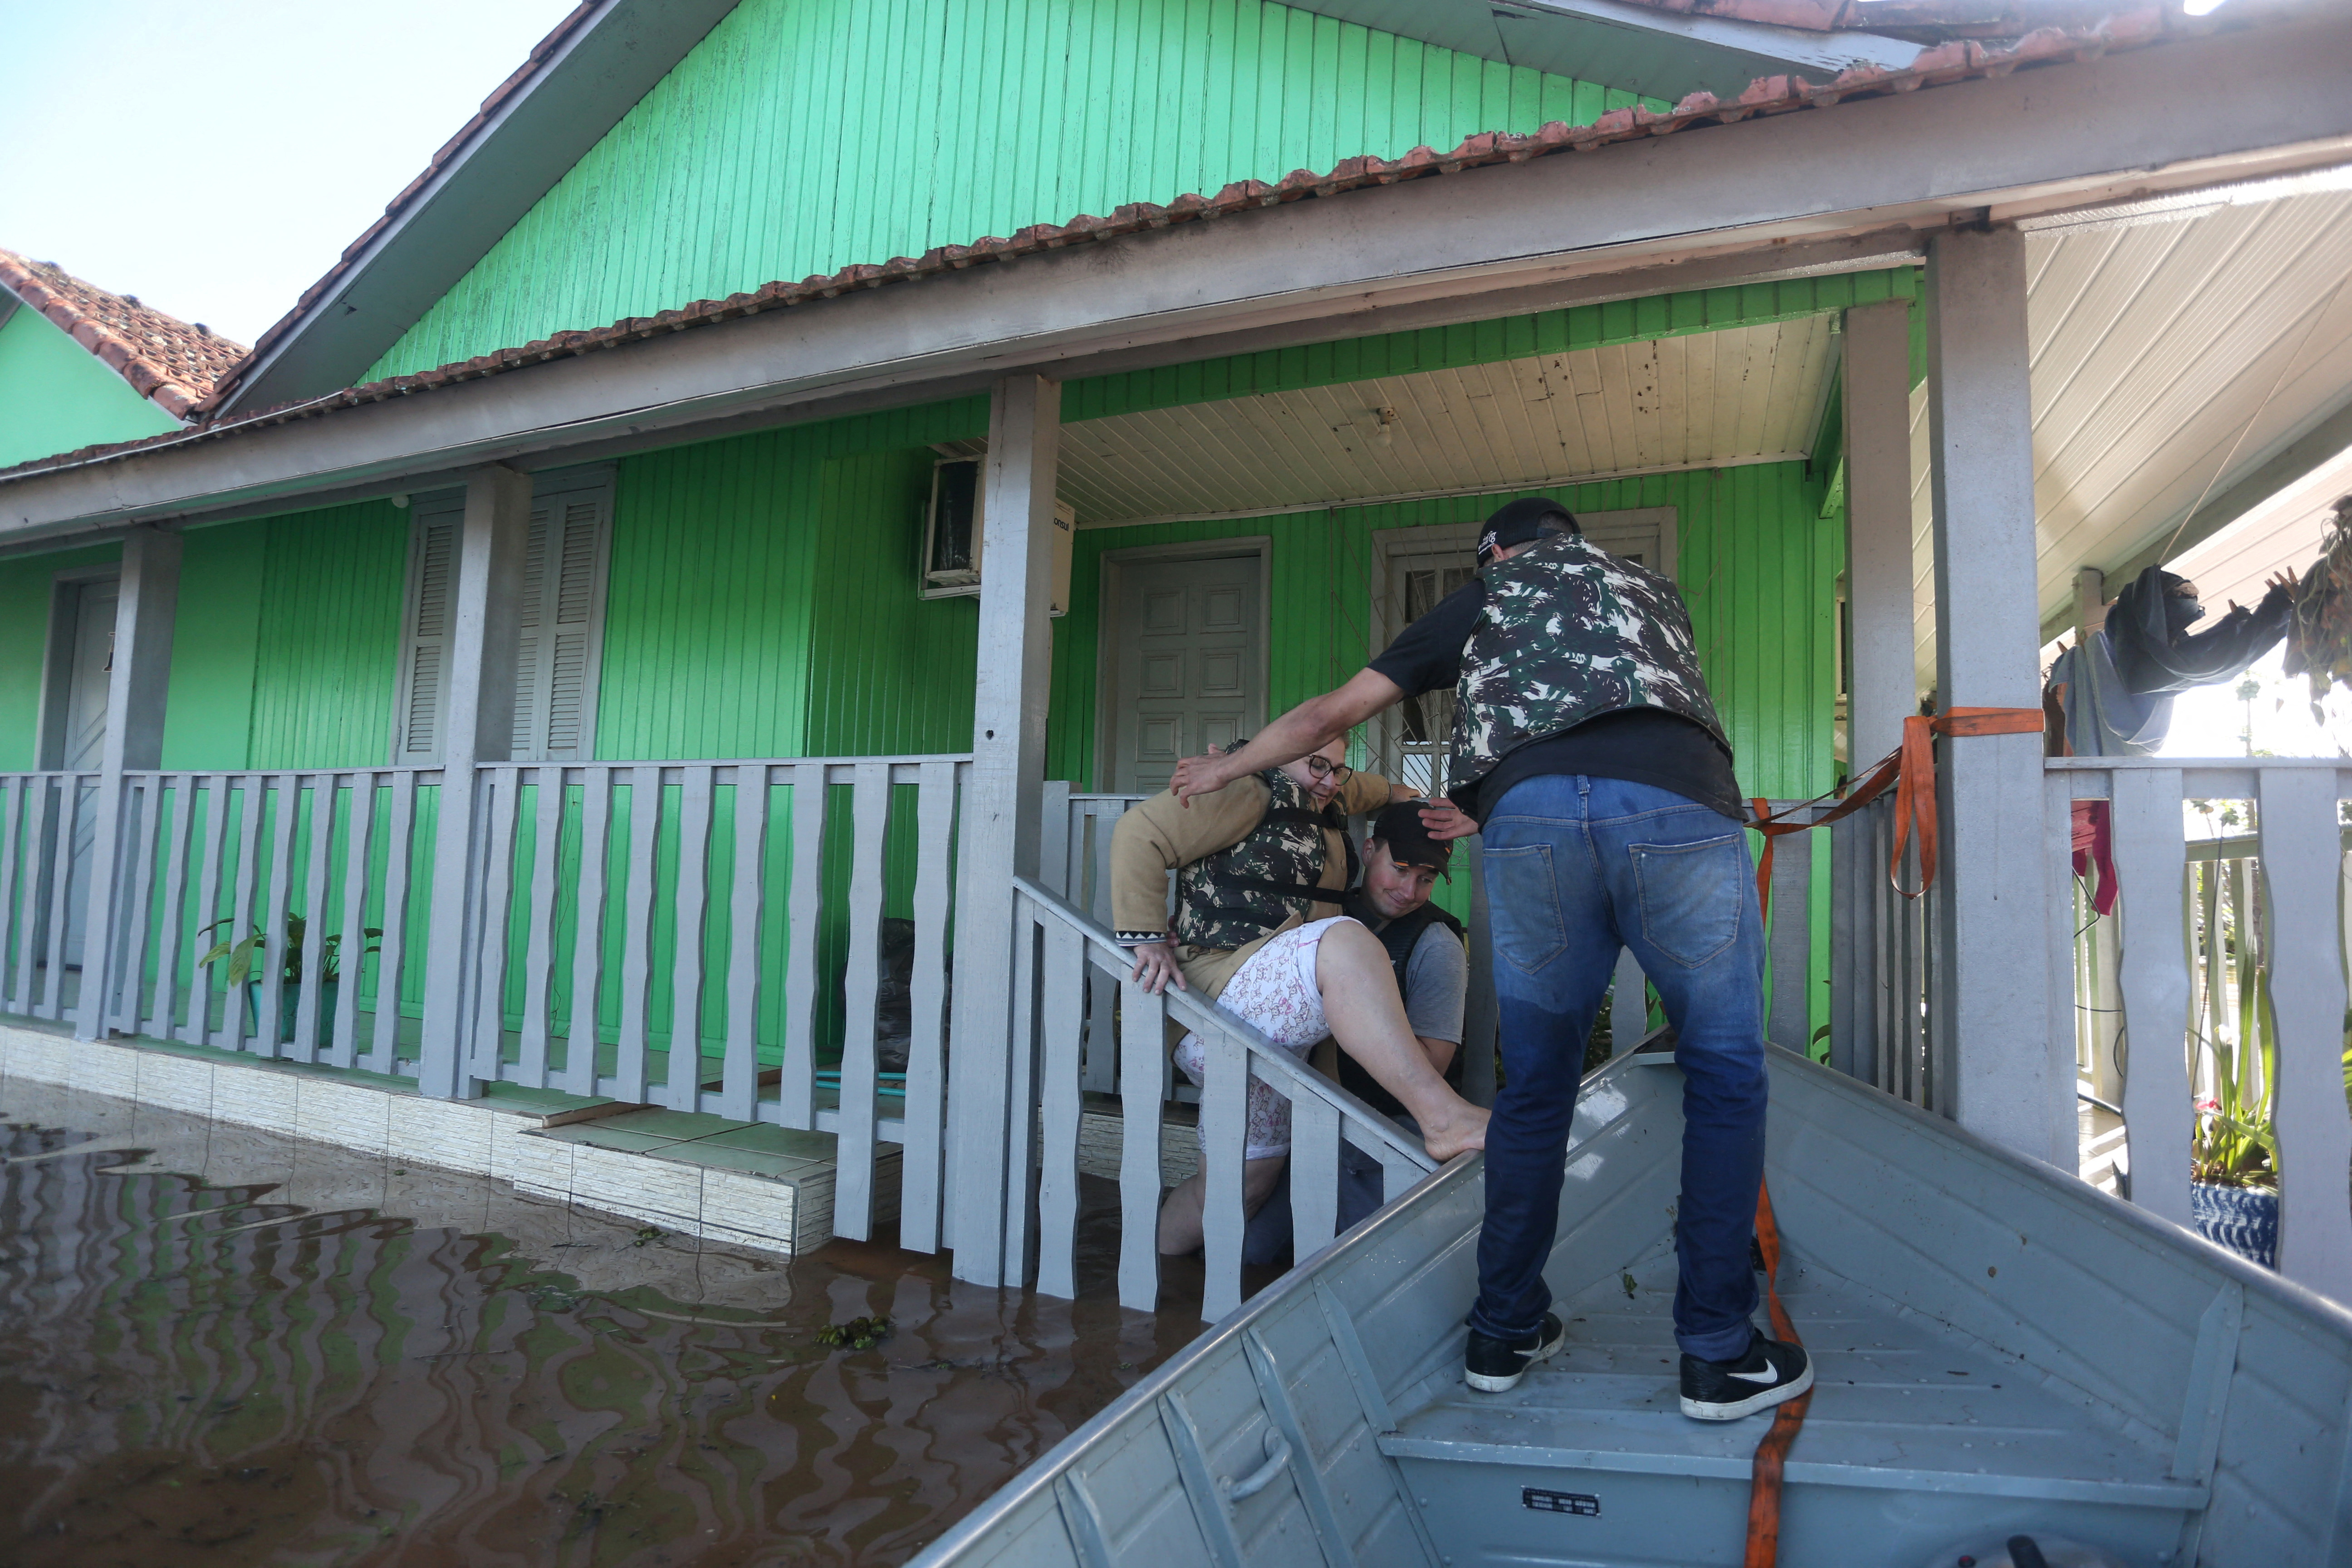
[912,1046,2352,1568]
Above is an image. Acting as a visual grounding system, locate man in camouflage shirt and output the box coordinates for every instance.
[1171,496,1810,1425]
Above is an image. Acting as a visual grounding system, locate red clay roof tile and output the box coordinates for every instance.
[0,248,246,418]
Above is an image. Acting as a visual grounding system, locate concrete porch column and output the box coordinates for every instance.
[948,374,1061,1287]
[74,527,181,1041]
[1922,226,2071,1168]
[417,466,531,1100]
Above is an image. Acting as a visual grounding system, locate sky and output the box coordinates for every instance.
[2161,642,2352,761]
[0,1,577,348]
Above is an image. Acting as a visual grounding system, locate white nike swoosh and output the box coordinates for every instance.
[1725,1367,1783,1383]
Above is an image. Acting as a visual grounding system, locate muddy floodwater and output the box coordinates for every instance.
[0,1078,1197,1567]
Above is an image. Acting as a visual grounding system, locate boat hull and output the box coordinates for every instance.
[913,1048,2352,1568]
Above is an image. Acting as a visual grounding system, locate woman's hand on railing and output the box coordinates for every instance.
[1127,937,1188,995]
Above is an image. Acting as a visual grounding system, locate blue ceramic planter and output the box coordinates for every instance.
[2191,1181,2279,1269]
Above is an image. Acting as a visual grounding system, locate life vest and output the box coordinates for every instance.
[1344,891,1465,995]
[1448,530,1726,793]
[1174,766,1357,952]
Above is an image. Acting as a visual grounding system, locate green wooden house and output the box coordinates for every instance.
[1,0,2348,1319]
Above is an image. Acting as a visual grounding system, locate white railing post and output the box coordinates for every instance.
[949,374,1061,1286]
[2257,768,2352,1300]
[1923,225,2067,1167]
[418,465,531,1099]
[2111,768,2195,1227]
[74,527,180,1041]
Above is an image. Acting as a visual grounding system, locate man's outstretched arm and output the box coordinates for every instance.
[1171,667,1406,804]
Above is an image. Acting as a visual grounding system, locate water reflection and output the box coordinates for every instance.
[0,1078,1192,1566]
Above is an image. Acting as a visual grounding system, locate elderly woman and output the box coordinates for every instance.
[1110,736,1488,1255]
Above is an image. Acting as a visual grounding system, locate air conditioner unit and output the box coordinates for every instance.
[921,456,1074,616]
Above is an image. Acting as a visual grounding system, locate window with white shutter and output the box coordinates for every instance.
[392,497,462,763]
[390,475,611,764]
[510,482,611,761]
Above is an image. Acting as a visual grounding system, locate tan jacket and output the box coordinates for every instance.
[1109,770,1396,999]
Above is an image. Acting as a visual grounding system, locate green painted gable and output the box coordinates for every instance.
[366,0,1667,382]
[0,304,178,470]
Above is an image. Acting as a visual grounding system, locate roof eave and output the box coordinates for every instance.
[210,0,740,418]
[1301,0,1920,101]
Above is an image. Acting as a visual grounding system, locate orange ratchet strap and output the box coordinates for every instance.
[1749,706,2044,912]
[1740,1178,1809,1568]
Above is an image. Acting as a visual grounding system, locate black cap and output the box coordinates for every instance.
[1368,800,1453,873]
[1476,496,1578,565]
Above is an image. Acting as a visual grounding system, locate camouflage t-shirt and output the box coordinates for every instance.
[1368,578,1743,823]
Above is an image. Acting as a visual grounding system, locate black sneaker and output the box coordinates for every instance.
[1464,1313,1566,1393]
[1679,1332,1812,1421]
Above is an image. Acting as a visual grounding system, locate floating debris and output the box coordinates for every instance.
[816,1314,893,1350]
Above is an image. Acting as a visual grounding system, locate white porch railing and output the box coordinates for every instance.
[0,755,970,1258]
[2044,757,2352,1300]
[92,769,444,1068]
[459,755,968,1248]
[0,770,101,1022]
[1009,873,1439,1322]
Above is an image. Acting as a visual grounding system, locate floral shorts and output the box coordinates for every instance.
[1173,916,1351,1161]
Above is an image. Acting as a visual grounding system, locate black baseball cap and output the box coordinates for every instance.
[1369,800,1453,873]
[1476,496,1579,565]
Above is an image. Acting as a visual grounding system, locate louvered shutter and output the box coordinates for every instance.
[393,504,461,762]
[510,508,551,757]
[510,484,609,762]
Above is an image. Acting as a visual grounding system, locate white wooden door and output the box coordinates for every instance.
[1110,555,1262,793]
[60,579,116,968]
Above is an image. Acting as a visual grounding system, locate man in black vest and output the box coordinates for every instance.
[1242,800,1469,1262]
[1173,496,1809,1424]
[1334,800,1470,1130]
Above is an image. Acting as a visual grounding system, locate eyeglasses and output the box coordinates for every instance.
[1302,755,1354,786]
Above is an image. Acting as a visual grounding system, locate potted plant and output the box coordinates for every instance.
[197,913,380,1050]
[2187,964,2279,1269]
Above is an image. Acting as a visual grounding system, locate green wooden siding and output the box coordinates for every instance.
[247,502,411,770]
[0,306,177,471]
[595,397,985,762]
[160,520,268,772]
[366,0,1667,382]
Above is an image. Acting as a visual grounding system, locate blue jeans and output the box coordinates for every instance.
[1468,774,1768,1362]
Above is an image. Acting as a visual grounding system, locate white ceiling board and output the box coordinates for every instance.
[1900,189,2352,689]
[2024,190,2352,626]
[1060,317,1836,526]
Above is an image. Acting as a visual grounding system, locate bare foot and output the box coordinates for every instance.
[1420,1101,1489,1163]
